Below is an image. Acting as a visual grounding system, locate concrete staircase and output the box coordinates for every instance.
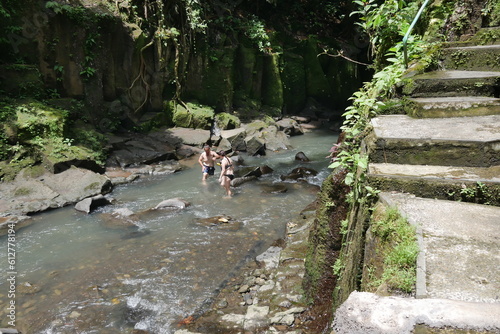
[347,28,500,332]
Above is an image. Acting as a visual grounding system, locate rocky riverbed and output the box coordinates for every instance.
[175,202,319,334]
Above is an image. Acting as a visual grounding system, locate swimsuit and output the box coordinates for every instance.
[202,164,215,175]
[222,157,234,180]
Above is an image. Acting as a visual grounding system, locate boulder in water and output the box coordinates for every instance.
[261,183,288,194]
[295,151,310,162]
[154,198,190,210]
[280,167,318,181]
[231,175,257,187]
[75,194,112,214]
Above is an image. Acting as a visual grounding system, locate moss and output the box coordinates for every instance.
[362,205,418,294]
[84,182,100,191]
[303,168,350,309]
[14,187,32,196]
[261,53,283,109]
[214,112,241,130]
[14,100,68,141]
[172,102,215,129]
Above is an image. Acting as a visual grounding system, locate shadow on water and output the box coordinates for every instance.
[0,127,338,333]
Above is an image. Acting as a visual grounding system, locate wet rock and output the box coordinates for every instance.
[256,246,282,270]
[0,215,32,236]
[18,282,41,295]
[154,198,190,210]
[221,128,247,151]
[245,134,266,156]
[276,118,304,136]
[99,210,139,230]
[280,167,318,181]
[261,126,291,151]
[193,215,242,231]
[261,183,288,194]
[121,229,151,239]
[106,134,177,168]
[0,166,112,216]
[231,175,257,187]
[295,151,310,162]
[75,194,112,214]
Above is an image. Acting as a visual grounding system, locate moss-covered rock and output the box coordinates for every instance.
[13,100,68,141]
[172,102,215,129]
[215,112,241,130]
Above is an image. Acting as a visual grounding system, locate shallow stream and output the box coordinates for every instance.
[0,127,337,333]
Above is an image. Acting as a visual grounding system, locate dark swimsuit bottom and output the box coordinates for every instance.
[222,157,234,180]
[203,166,215,175]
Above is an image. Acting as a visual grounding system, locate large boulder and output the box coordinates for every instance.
[164,127,211,147]
[245,134,266,156]
[172,102,215,129]
[106,134,177,168]
[276,118,304,136]
[261,126,290,151]
[74,194,112,214]
[0,166,112,215]
[221,128,247,151]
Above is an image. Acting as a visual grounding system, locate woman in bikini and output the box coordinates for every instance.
[218,150,234,197]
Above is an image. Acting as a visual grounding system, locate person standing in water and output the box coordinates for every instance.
[218,150,234,197]
[199,144,220,181]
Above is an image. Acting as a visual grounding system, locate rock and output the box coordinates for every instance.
[165,127,211,147]
[216,137,232,152]
[193,215,242,231]
[0,215,32,236]
[256,246,282,270]
[154,198,190,210]
[295,151,310,162]
[75,194,112,214]
[220,128,247,151]
[261,125,290,151]
[18,281,41,294]
[280,167,318,181]
[276,118,304,136]
[245,134,266,156]
[175,144,196,159]
[0,166,112,216]
[231,175,257,187]
[221,314,245,326]
[244,305,270,330]
[261,183,288,194]
[113,208,135,217]
[106,135,177,168]
[238,284,250,293]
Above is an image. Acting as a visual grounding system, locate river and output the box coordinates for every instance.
[0,127,337,333]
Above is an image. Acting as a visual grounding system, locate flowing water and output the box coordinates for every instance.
[0,128,337,333]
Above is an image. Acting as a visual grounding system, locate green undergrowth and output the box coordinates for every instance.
[0,98,106,181]
[366,206,418,293]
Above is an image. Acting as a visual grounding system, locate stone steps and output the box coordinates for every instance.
[440,44,500,71]
[408,96,500,118]
[367,163,500,205]
[378,192,500,302]
[404,70,500,98]
[366,114,500,167]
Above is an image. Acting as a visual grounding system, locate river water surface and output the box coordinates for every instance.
[0,128,337,333]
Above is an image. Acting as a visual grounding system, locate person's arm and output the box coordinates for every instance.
[199,153,204,167]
